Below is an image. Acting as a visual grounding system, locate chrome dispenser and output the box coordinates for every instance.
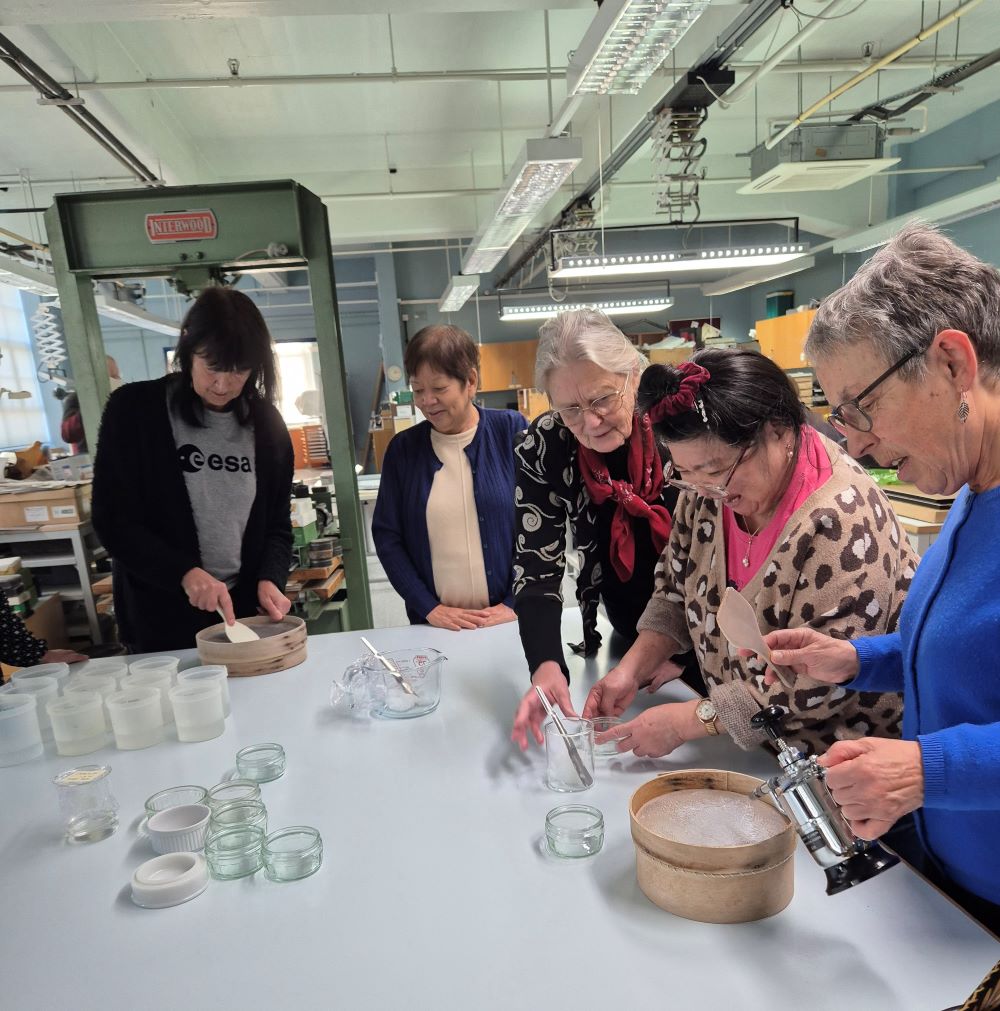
[749,705,899,895]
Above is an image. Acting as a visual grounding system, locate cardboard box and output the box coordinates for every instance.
[0,483,91,529]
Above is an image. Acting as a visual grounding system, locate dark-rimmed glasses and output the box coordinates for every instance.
[828,347,922,434]
[664,443,750,500]
[553,383,626,425]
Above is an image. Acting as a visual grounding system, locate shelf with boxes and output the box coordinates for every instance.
[286,483,348,632]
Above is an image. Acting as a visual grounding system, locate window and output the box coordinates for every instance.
[0,287,49,450]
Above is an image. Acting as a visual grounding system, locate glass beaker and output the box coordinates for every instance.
[331,648,444,719]
[544,717,595,793]
[53,764,119,842]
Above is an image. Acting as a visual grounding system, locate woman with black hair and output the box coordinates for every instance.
[92,286,294,652]
[583,348,915,758]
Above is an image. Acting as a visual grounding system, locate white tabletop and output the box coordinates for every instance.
[2,615,997,1011]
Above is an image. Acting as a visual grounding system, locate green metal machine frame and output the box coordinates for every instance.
[44,179,373,631]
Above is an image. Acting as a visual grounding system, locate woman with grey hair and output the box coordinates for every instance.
[510,308,694,748]
[759,222,1000,931]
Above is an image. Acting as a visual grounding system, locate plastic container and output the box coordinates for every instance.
[105,686,165,750]
[52,764,119,842]
[77,658,129,684]
[122,670,174,727]
[206,779,262,811]
[205,825,264,880]
[144,785,209,820]
[12,662,70,694]
[147,803,211,854]
[128,656,180,681]
[592,716,625,761]
[331,648,444,719]
[0,693,43,766]
[46,691,108,756]
[545,804,605,858]
[235,743,286,782]
[66,672,118,701]
[5,675,58,739]
[168,683,225,743]
[263,826,323,881]
[209,799,267,837]
[544,717,595,793]
[176,665,230,718]
[131,853,209,909]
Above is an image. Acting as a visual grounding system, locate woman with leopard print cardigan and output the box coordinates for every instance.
[584,350,915,757]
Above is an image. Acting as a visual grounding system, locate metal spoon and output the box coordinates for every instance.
[534,685,593,788]
[360,636,416,696]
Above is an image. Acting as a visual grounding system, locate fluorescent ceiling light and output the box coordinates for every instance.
[0,262,59,295]
[567,0,711,96]
[551,244,810,279]
[832,178,1000,254]
[500,295,674,322]
[701,255,815,296]
[438,274,480,312]
[94,295,180,337]
[461,137,582,275]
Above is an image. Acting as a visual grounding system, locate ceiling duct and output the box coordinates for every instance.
[739,123,899,195]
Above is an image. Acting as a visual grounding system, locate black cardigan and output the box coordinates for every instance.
[92,375,294,652]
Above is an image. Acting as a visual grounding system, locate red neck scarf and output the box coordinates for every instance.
[577,413,673,581]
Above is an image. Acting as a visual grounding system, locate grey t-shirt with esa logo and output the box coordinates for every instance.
[168,392,257,588]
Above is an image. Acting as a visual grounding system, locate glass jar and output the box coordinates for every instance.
[263,826,323,882]
[209,799,268,837]
[591,716,625,761]
[53,764,119,842]
[205,825,264,880]
[206,779,262,811]
[544,717,595,793]
[235,743,286,782]
[545,804,604,858]
[144,785,210,820]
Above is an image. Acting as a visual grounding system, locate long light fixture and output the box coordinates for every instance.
[832,179,1000,254]
[499,295,674,322]
[551,243,810,279]
[93,295,180,336]
[566,0,711,96]
[0,261,59,295]
[438,274,480,312]
[701,255,816,296]
[461,137,583,275]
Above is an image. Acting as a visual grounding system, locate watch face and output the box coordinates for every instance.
[696,699,716,721]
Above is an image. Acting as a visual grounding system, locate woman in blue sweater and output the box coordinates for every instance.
[372,325,527,631]
[759,223,1000,931]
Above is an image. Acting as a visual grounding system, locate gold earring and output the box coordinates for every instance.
[958,390,970,424]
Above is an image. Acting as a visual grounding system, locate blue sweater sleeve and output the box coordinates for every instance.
[920,723,1000,810]
[847,631,905,693]
[371,438,439,621]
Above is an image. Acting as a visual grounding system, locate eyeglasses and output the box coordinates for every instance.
[553,383,626,425]
[828,347,922,434]
[664,443,750,500]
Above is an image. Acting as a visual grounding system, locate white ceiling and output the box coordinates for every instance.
[1,0,999,252]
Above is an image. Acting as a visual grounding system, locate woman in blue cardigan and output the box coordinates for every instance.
[759,223,1000,932]
[372,325,527,631]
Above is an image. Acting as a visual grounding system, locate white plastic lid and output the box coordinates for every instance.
[131,852,208,909]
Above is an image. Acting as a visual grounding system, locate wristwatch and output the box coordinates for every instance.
[695,698,720,736]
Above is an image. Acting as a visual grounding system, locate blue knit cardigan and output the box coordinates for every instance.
[372,407,528,624]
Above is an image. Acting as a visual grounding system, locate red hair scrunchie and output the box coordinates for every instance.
[646,361,711,423]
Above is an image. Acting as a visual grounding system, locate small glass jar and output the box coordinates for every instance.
[544,717,595,793]
[235,743,286,782]
[545,804,604,858]
[205,825,264,880]
[591,716,625,761]
[144,785,210,820]
[209,799,268,837]
[206,779,262,811]
[263,826,323,881]
[53,764,119,843]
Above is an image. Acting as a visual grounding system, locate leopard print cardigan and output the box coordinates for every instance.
[638,434,916,756]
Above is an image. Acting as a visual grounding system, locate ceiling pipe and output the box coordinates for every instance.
[722,0,861,106]
[765,0,986,150]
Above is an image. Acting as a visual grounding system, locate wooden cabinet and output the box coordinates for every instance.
[755,310,816,370]
[478,340,538,392]
[517,388,550,421]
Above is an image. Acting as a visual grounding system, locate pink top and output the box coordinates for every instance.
[724,425,833,590]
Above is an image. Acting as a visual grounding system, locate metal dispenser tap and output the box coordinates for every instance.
[749,705,899,895]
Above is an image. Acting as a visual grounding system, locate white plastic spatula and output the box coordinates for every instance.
[716,587,795,690]
[216,609,260,643]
